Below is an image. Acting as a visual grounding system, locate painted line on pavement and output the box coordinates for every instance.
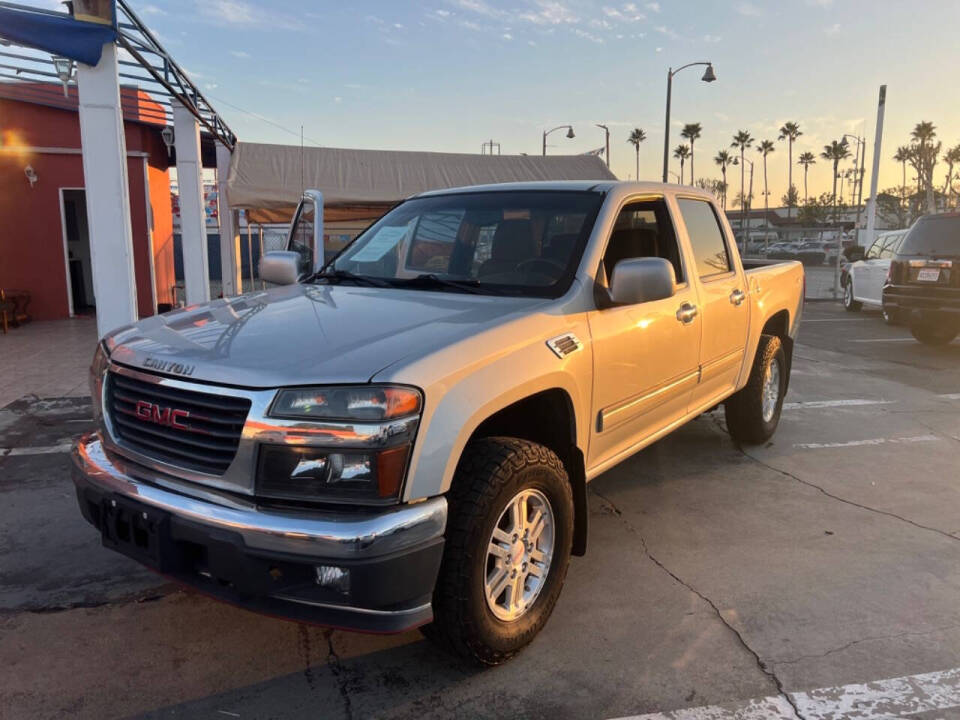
[611,665,960,720]
[794,434,939,450]
[938,393,960,400]
[783,399,894,410]
[0,443,73,457]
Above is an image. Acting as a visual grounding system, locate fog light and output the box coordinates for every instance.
[315,565,350,595]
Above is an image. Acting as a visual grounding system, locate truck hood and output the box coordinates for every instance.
[105,283,548,388]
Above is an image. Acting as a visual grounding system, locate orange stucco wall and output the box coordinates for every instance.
[0,94,173,321]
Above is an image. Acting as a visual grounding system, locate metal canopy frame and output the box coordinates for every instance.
[0,0,235,149]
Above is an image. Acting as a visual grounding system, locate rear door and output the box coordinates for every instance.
[586,197,701,470]
[857,237,886,303]
[675,196,750,409]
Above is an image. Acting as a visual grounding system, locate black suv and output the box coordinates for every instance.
[883,213,960,345]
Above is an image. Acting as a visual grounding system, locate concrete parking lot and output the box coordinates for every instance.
[2,303,960,719]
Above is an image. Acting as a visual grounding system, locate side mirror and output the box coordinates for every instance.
[259,251,301,286]
[609,257,676,305]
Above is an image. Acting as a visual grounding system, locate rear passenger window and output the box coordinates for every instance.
[602,199,684,285]
[676,198,732,278]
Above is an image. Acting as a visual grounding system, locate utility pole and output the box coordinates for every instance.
[481,140,501,155]
[864,85,887,253]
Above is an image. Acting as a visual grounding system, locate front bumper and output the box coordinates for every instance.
[72,433,446,633]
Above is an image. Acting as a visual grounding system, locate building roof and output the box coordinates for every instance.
[227,142,618,223]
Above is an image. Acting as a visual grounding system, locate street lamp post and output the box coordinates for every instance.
[595,124,610,167]
[542,125,575,156]
[662,61,716,183]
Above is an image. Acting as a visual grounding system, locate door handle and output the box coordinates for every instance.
[676,302,698,324]
[730,289,746,306]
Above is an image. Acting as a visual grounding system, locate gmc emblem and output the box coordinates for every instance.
[135,400,190,430]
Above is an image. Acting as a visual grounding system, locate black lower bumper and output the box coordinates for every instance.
[883,286,960,323]
[72,437,446,634]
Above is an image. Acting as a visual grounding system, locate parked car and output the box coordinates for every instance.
[72,182,804,664]
[883,213,960,344]
[767,241,803,260]
[797,240,831,266]
[844,229,909,322]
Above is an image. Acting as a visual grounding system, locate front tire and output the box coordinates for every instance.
[725,334,787,445]
[910,322,959,346]
[423,437,574,665]
[843,281,862,312]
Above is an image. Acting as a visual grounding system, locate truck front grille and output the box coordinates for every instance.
[106,371,251,475]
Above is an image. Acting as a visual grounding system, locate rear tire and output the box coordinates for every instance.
[725,335,786,445]
[910,322,959,346]
[843,281,862,312]
[422,437,574,666]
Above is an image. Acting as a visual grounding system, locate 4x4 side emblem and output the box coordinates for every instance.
[134,400,190,430]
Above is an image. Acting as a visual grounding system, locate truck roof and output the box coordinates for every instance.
[413,180,715,200]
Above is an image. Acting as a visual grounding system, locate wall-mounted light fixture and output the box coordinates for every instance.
[24,165,38,188]
[51,56,75,97]
[160,126,175,157]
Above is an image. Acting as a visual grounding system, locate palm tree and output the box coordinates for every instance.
[911,121,937,211]
[673,144,691,183]
[731,130,754,244]
[757,140,775,236]
[627,128,647,180]
[821,139,851,224]
[797,151,816,204]
[714,150,734,209]
[942,144,960,207]
[893,145,911,219]
[680,122,702,184]
[778,122,802,217]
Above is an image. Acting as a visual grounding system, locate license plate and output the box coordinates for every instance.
[101,496,168,568]
[917,268,941,282]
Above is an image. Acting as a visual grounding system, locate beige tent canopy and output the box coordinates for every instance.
[226,141,618,224]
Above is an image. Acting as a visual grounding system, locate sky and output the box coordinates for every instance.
[122,0,959,204]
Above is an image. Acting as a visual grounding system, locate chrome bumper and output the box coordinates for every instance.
[72,433,447,632]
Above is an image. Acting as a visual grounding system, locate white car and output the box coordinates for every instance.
[843,229,909,323]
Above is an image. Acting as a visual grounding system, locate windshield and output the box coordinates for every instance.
[325,190,604,297]
[900,215,960,256]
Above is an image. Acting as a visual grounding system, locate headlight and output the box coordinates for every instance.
[269,385,421,422]
[89,343,109,420]
[257,444,411,505]
[260,384,422,504]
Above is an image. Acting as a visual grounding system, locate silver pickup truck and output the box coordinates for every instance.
[73,181,803,664]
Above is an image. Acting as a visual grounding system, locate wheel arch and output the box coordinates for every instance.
[759,309,794,396]
[465,389,589,557]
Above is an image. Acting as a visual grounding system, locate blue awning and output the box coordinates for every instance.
[0,5,116,66]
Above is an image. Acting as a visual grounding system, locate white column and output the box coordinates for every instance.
[864,85,887,249]
[76,43,138,338]
[172,98,210,304]
[215,142,242,296]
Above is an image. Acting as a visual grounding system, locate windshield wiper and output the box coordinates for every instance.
[308,269,392,287]
[391,273,497,295]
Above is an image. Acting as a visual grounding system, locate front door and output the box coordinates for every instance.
[674,197,750,409]
[587,198,701,471]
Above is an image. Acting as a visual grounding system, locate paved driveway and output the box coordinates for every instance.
[2,303,960,719]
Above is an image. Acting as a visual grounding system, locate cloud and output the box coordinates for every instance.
[573,27,604,43]
[518,0,580,25]
[434,8,451,17]
[736,2,762,16]
[139,4,165,15]
[229,50,250,58]
[806,0,833,5]
[654,24,677,38]
[199,0,301,31]
[334,96,342,103]
[703,33,721,42]
[824,23,841,34]
[645,2,660,11]
[502,32,513,39]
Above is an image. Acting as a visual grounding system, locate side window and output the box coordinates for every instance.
[601,199,684,285]
[288,200,315,276]
[865,240,882,260]
[676,198,732,278]
[879,235,898,260]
